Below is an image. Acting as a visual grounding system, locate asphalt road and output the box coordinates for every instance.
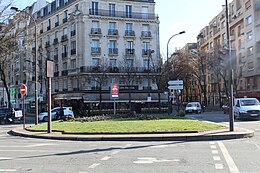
[0,111,259,173]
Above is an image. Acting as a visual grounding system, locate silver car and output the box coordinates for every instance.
[185,102,202,114]
[38,107,74,122]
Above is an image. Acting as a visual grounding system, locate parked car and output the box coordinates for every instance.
[38,107,74,122]
[234,98,260,120]
[0,108,23,124]
[185,102,202,114]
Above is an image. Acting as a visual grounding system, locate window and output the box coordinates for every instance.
[210,31,213,37]
[109,40,116,49]
[47,19,51,29]
[55,64,58,72]
[222,33,226,42]
[236,0,242,10]
[221,21,225,29]
[55,31,58,38]
[63,44,68,53]
[48,4,51,13]
[92,39,99,48]
[246,15,252,25]
[71,23,76,31]
[238,39,241,50]
[126,23,133,32]
[110,59,117,67]
[247,31,252,40]
[143,42,149,51]
[63,27,67,35]
[141,6,149,19]
[109,22,116,30]
[210,42,213,48]
[247,46,253,56]
[55,15,59,26]
[126,5,132,18]
[56,0,60,9]
[63,10,68,23]
[142,24,149,31]
[64,0,68,5]
[63,62,67,70]
[54,48,58,56]
[92,2,98,15]
[71,59,76,69]
[143,59,148,69]
[92,58,99,66]
[55,81,59,91]
[126,41,133,49]
[245,0,251,10]
[126,59,134,67]
[63,79,68,90]
[109,3,115,17]
[92,21,99,28]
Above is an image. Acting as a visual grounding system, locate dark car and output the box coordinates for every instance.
[0,108,22,125]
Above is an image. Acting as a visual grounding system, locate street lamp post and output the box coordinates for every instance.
[225,0,234,131]
[11,7,39,125]
[147,49,154,113]
[166,31,185,115]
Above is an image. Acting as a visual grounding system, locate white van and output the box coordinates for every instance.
[233,98,260,120]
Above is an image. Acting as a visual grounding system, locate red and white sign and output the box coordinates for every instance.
[20,84,27,96]
[111,84,119,98]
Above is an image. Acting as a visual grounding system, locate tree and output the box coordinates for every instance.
[0,2,26,108]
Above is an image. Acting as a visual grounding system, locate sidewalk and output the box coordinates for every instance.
[9,126,254,141]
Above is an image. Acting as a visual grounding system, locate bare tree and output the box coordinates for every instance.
[0,2,26,108]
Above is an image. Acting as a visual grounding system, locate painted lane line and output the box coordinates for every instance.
[213,156,221,161]
[215,164,224,170]
[0,157,13,160]
[210,145,217,149]
[209,142,215,145]
[125,144,132,148]
[0,169,17,172]
[217,141,240,173]
[111,151,120,155]
[150,145,169,148]
[88,163,100,169]
[100,156,111,161]
[212,150,219,154]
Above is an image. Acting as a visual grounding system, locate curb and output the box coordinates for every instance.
[9,127,254,142]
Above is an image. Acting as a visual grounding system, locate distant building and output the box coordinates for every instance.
[8,0,166,113]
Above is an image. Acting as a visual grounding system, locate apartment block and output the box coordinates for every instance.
[7,0,164,111]
[197,0,260,105]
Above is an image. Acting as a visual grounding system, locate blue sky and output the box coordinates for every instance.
[14,0,229,60]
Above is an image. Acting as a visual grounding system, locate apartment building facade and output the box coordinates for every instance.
[8,0,163,111]
[197,0,260,106]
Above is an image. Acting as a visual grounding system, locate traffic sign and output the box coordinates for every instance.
[168,80,183,85]
[10,89,16,95]
[111,84,119,98]
[20,84,27,96]
[168,85,183,90]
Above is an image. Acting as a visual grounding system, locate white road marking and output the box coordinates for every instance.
[255,129,260,131]
[0,143,57,148]
[209,142,215,145]
[125,144,132,148]
[111,151,119,155]
[0,169,17,172]
[212,150,219,154]
[215,164,224,169]
[133,157,179,164]
[100,156,111,161]
[150,145,169,148]
[210,145,217,149]
[0,157,12,160]
[213,156,221,161]
[218,141,240,173]
[88,163,100,169]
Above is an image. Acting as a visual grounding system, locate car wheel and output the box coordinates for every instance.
[43,116,48,122]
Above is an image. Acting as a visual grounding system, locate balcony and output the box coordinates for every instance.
[109,48,118,55]
[55,22,59,27]
[71,30,76,36]
[125,49,135,55]
[71,49,76,55]
[142,49,151,56]
[125,30,135,37]
[91,47,101,54]
[108,29,118,36]
[61,35,68,42]
[47,26,51,31]
[89,8,155,20]
[63,18,67,23]
[61,70,68,76]
[90,28,102,35]
[54,71,59,77]
[45,41,50,48]
[53,38,59,45]
[141,31,152,38]
[62,52,67,58]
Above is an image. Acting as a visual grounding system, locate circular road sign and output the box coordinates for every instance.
[20,84,27,96]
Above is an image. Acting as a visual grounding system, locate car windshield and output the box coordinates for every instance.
[187,103,197,107]
[240,99,259,106]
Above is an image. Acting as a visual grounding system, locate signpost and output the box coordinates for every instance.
[111,84,119,115]
[167,80,183,114]
[20,84,27,129]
